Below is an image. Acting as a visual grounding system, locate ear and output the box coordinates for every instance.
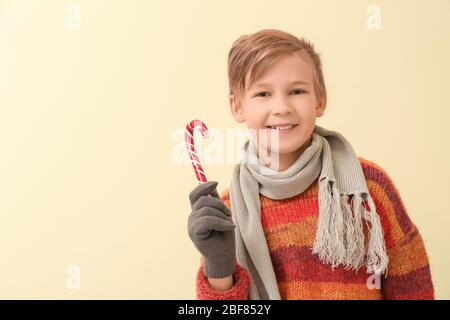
[315,96,327,118]
[229,94,246,123]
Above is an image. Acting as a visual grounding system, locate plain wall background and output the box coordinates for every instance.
[0,0,449,299]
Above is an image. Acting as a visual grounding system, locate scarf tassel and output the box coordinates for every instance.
[312,177,389,276]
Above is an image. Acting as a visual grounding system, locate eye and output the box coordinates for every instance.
[254,91,270,98]
[291,89,306,95]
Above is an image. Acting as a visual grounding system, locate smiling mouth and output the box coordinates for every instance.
[265,124,298,130]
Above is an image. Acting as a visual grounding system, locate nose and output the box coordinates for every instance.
[271,95,293,116]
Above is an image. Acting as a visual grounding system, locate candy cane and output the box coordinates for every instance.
[185,119,210,184]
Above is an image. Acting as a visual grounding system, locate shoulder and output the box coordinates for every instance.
[358,156,402,197]
[358,156,396,187]
[357,156,416,248]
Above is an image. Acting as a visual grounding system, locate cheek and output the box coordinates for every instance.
[246,116,261,128]
[296,106,317,124]
[298,121,315,138]
[244,108,266,127]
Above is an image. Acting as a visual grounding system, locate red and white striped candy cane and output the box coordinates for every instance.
[185,119,209,184]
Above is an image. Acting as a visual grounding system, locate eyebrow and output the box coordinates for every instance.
[249,80,310,90]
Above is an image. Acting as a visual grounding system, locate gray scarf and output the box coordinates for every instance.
[229,125,388,300]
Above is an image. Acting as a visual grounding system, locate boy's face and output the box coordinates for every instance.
[229,52,326,159]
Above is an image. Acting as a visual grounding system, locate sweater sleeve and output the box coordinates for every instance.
[359,157,435,300]
[382,225,434,299]
[196,262,251,300]
[195,187,251,300]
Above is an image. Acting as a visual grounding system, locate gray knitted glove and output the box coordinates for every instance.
[188,181,236,278]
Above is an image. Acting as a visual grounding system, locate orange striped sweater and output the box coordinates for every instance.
[195,157,434,300]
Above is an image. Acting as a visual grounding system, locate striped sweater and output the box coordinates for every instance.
[195,157,434,300]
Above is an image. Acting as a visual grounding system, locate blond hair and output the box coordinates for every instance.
[228,29,326,106]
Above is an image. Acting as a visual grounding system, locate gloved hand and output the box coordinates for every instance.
[188,181,236,278]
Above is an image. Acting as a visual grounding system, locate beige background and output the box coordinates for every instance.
[0,0,449,299]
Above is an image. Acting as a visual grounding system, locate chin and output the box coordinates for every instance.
[273,136,310,154]
[276,143,302,155]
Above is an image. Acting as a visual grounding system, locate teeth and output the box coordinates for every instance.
[269,125,294,130]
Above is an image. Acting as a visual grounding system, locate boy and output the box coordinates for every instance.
[188,29,434,299]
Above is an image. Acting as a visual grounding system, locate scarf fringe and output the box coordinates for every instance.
[312,177,389,276]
